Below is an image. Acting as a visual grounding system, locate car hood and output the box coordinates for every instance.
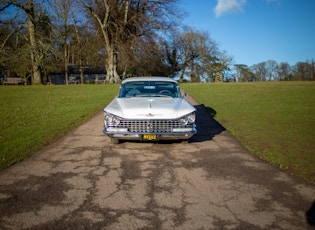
[104,97,196,119]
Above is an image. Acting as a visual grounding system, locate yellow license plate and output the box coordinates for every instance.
[143,134,157,140]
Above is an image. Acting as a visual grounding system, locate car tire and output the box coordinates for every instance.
[111,138,120,144]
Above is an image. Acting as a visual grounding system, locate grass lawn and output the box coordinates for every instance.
[0,84,119,170]
[181,82,315,184]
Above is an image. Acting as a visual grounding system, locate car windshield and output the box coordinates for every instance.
[118,81,181,98]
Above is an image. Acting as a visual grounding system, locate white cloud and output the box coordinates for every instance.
[214,0,247,17]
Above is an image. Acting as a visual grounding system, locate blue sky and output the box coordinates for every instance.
[179,0,315,67]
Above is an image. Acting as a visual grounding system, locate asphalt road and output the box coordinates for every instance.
[0,95,314,229]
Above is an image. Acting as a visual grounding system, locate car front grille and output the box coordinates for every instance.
[116,120,189,133]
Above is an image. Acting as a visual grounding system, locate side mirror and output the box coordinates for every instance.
[182,92,187,98]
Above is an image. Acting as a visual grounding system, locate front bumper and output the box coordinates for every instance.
[103,125,197,141]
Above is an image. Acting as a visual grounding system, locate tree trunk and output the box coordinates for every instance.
[179,68,185,83]
[88,2,121,84]
[27,0,41,84]
[105,45,120,83]
[215,72,223,82]
[64,43,69,85]
[79,57,84,84]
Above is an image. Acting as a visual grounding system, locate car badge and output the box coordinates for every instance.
[146,113,154,117]
[147,122,153,130]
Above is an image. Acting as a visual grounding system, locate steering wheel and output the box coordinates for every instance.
[159,90,172,94]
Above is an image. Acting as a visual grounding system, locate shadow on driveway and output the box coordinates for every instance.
[189,104,226,143]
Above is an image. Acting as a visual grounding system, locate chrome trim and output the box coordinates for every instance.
[103,124,197,140]
[109,119,195,133]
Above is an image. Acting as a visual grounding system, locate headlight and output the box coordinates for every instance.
[104,112,121,126]
[179,112,196,125]
[187,113,196,123]
[180,117,188,125]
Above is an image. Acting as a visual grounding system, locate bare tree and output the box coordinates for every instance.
[292,60,315,81]
[80,0,130,82]
[79,0,180,83]
[205,50,233,82]
[50,0,77,85]
[176,28,219,82]
[234,64,254,82]
[251,62,267,82]
[0,0,53,84]
[0,21,32,84]
[265,60,278,81]
[1,0,45,84]
[277,62,291,81]
[163,40,181,77]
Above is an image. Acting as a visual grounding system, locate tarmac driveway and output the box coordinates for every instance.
[0,95,314,229]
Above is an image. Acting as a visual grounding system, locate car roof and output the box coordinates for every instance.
[121,76,177,84]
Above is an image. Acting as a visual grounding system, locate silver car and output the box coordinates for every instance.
[103,76,197,144]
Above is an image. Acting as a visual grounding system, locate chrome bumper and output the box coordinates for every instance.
[103,125,197,141]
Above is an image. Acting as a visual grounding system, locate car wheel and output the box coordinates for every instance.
[111,138,120,144]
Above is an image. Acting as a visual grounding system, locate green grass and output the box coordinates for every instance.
[181,82,315,184]
[0,85,119,170]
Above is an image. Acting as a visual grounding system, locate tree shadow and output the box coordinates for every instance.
[189,104,226,143]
